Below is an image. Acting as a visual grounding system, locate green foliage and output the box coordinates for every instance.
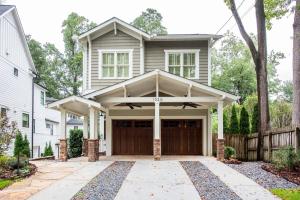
[264,0,290,30]
[271,188,300,200]
[281,80,293,103]
[62,12,96,96]
[223,112,230,134]
[0,155,16,169]
[13,132,24,157]
[272,146,299,170]
[212,32,283,102]
[230,104,239,134]
[69,129,83,158]
[224,146,236,159]
[22,135,30,158]
[240,106,250,135]
[0,116,17,155]
[0,179,13,190]
[132,8,167,35]
[270,99,292,128]
[251,103,259,133]
[43,142,54,157]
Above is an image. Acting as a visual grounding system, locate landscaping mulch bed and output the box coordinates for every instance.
[0,163,37,179]
[222,158,242,164]
[228,162,299,189]
[180,161,241,200]
[72,161,135,200]
[261,163,300,185]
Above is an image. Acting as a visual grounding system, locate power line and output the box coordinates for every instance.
[228,3,255,32]
[215,0,247,35]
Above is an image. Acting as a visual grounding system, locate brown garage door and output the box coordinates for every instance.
[161,119,202,155]
[112,120,153,155]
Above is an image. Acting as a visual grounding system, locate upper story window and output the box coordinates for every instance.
[40,91,45,106]
[46,122,54,135]
[165,50,200,79]
[1,107,7,118]
[14,68,18,77]
[99,49,133,79]
[22,113,29,128]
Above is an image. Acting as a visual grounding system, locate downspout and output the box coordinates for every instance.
[31,73,36,158]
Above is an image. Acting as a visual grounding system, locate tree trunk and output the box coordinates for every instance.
[255,0,270,160]
[293,0,300,127]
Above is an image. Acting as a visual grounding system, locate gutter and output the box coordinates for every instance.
[31,72,36,158]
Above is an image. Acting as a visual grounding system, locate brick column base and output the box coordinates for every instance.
[88,139,99,162]
[59,139,68,161]
[82,138,88,156]
[217,139,225,160]
[153,139,161,161]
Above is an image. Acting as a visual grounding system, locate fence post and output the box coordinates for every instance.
[268,131,272,162]
[244,135,248,161]
[295,127,300,154]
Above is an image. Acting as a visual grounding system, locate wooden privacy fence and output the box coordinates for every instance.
[213,127,300,161]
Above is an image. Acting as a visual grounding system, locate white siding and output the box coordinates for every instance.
[33,84,60,158]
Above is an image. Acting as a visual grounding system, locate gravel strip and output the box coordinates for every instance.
[72,161,135,200]
[180,161,241,200]
[227,162,299,189]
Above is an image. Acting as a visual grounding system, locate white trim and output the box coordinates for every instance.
[140,39,144,75]
[164,49,200,79]
[217,100,224,140]
[98,49,133,79]
[208,39,212,86]
[47,96,102,110]
[84,69,239,101]
[88,36,92,89]
[79,17,150,40]
[82,42,87,91]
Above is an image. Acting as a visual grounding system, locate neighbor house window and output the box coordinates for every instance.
[165,50,200,79]
[46,122,54,135]
[1,107,7,118]
[22,113,29,128]
[14,68,18,77]
[74,126,78,130]
[40,91,45,105]
[99,50,132,79]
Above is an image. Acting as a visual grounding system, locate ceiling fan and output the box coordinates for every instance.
[177,95,200,109]
[126,103,142,110]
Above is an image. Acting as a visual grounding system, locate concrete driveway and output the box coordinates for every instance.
[0,156,279,200]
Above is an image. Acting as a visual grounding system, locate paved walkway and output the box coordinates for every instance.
[115,160,200,200]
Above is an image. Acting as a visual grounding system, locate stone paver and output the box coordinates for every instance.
[199,157,280,200]
[29,161,112,200]
[115,160,200,200]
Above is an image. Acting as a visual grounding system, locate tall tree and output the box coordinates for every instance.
[225,0,288,160]
[240,106,250,135]
[281,80,293,102]
[293,0,300,126]
[132,8,167,35]
[62,12,96,95]
[230,104,240,134]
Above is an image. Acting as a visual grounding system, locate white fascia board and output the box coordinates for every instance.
[78,17,150,40]
[47,96,101,110]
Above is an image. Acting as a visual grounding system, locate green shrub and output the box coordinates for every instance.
[223,112,230,134]
[272,146,299,170]
[13,131,23,157]
[240,106,250,135]
[43,142,54,157]
[230,105,239,134]
[69,129,83,158]
[0,155,17,169]
[224,146,236,159]
[22,135,30,158]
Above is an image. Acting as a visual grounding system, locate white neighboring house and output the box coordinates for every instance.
[66,114,83,138]
[33,84,60,158]
[0,5,36,156]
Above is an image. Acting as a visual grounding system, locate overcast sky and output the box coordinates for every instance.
[6,0,294,81]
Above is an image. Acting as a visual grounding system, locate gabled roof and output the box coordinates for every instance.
[78,17,222,42]
[0,5,36,73]
[83,69,239,102]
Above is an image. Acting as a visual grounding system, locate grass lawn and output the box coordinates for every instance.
[0,179,13,190]
[271,189,300,200]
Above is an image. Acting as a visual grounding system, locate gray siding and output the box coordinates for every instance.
[91,30,140,90]
[144,41,208,84]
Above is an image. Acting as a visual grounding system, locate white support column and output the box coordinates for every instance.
[154,101,160,139]
[99,113,105,152]
[207,107,213,156]
[89,107,98,140]
[83,116,88,139]
[217,101,224,139]
[106,112,112,156]
[60,109,67,139]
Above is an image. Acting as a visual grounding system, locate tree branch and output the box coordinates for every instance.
[229,0,258,63]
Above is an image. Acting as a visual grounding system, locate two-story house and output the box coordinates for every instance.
[49,17,239,162]
[0,5,36,156]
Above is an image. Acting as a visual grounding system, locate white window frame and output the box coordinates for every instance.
[40,91,45,106]
[98,49,133,79]
[164,49,200,79]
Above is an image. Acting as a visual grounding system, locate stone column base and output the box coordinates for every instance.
[217,139,225,160]
[82,138,88,156]
[88,139,99,162]
[153,139,161,161]
[59,139,68,162]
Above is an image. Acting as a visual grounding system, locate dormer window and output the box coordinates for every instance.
[99,49,133,79]
[165,49,200,79]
